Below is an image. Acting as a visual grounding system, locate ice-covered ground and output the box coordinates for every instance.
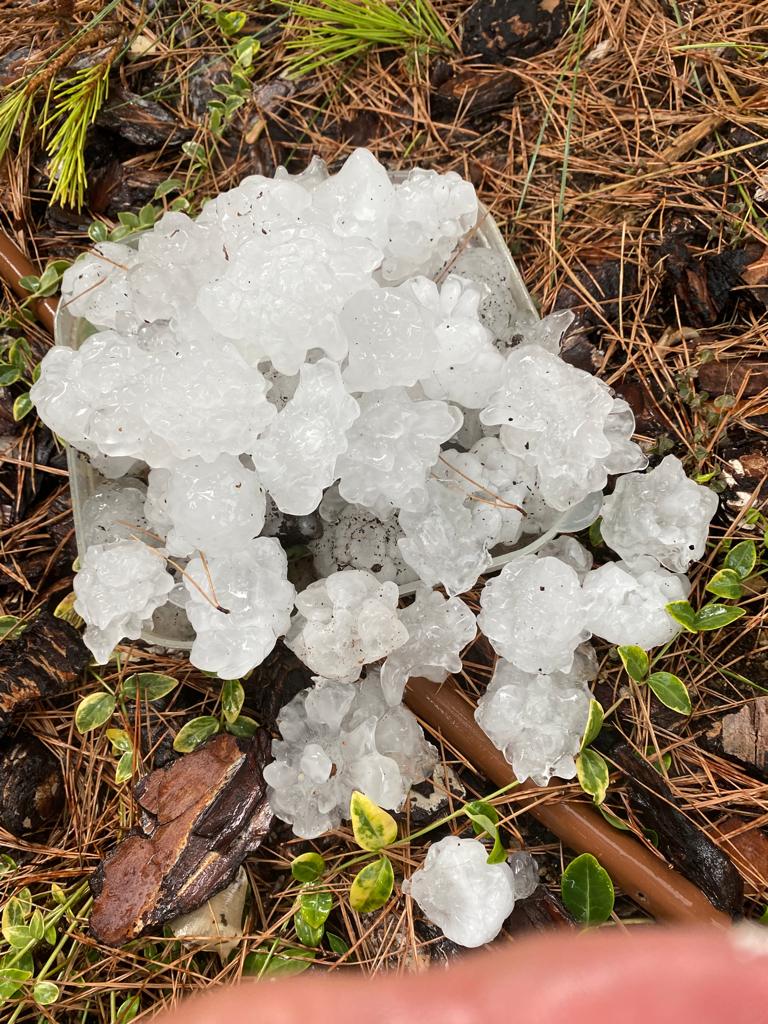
[36,152,719,925]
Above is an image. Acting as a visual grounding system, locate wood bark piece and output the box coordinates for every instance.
[0,731,64,835]
[711,814,768,897]
[720,699,768,774]
[89,731,273,946]
[0,609,90,738]
[610,744,744,916]
[404,677,731,925]
[462,0,568,62]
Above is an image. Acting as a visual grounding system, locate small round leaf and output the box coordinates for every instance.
[75,692,116,734]
[561,853,615,925]
[300,888,333,929]
[723,539,757,580]
[349,856,394,914]
[705,568,743,600]
[665,600,698,633]
[115,750,135,784]
[617,645,649,682]
[33,981,60,1005]
[350,791,397,851]
[647,672,691,715]
[225,714,259,738]
[576,748,609,804]
[122,673,178,701]
[221,678,245,724]
[291,852,326,883]
[243,946,316,978]
[173,716,220,753]
[294,910,323,947]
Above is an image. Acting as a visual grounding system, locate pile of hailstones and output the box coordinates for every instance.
[33,149,718,947]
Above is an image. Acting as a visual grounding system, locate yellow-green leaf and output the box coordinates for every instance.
[221,678,245,724]
[173,716,220,753]
[33,981,60,1005]
[294,910,323,947]
[243,946,316,978]
[299,889,332,929]
[291,852,326,883]
[349,856,394,913]
[617,645,649,682]
[75,691,115,734]
[723,539,757,580]
[106,728,132,753]
[115,750,134,784]
[350,791,397,851]
[122,672,178,701]
[647,672,691,715]
[694,603,746,631]
[665,600,698,632]
[463,800,505,864]
[53,591,84,630]
[580,699,604,751]
[705,568,743,600]
[576,748,609,804]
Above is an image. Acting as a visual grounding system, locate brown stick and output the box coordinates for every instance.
[0,229,58,336]
[404,677,730,927]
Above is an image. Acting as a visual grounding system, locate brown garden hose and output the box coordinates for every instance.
[0,229,57,335]
[404,677,731,927]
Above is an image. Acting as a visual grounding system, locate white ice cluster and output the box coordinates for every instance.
[474,647,596,786]
[403,837,539,947]
[263,672,437,839]
[33,152,720,868]
[600,455,719,572]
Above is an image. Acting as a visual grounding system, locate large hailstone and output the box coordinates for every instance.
[184,537,295,679]
[309,499,417,585]
[402,837,518,947]
[31,327,276,468]
[59,242,139,331]
[312,147,395,248]
[398,480,493,597]
[286,570,409,683]
[481,344,647,510]
[73,540,174,663]
[336,388,462,519]
[583,556,690,649]
[196,224,381,374]
[341,274,487,395]
[196,174,314,248]
[382,167,478,282]
[474,648,596,786]
[380,585,477,705]
[145,456,265,557]
[263,673,437,839]
[478,555,589,674]
[437,437,530,548]
[251,359,360,516]
[600,455,719,572]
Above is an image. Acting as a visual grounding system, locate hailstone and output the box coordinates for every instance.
[474,650,595,786]
[73,540,174,664]
[478,555,589,674]
[402,836,518,947]
[263,673,436,838]
[286,570,409,682]
[380,585,477,705]
[600,455,719,572]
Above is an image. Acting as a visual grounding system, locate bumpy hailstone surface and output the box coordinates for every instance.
[310,497,416,585]
[478,555,589,675]
[380,585,477,705]
[263,672,437,839]
[583,555,690,649]
[252,359,360,517]
[600,455,719,572]
[73,540,174,664]
[183,537,295,679]
[402,836,521,947]
[474,647,595,786]
[286,570,408,683]
[145,455,265,557]
[481,342,647,510]
[398,480,493,598]
[336,388,462,518]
